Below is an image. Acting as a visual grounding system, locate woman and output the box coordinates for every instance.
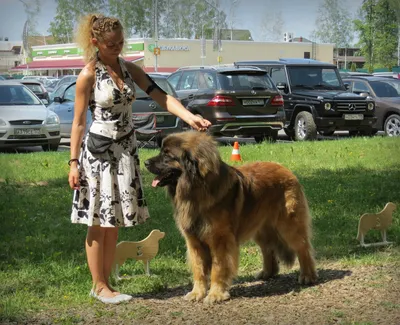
[68,14,211,304]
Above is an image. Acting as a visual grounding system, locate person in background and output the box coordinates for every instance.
[68,14,211,304]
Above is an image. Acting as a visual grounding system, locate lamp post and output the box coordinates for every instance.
[203,0,221,66]
[153,0,159,72]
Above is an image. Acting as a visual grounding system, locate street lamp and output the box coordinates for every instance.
[203,0,222,66]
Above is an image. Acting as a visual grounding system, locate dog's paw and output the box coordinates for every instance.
[184,290,206,302]
[255,270,278,281]
[204,290,230,304]
[298,271,318,285]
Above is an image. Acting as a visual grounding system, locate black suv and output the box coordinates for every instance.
[167,65,285,142]
[235,59,377,140]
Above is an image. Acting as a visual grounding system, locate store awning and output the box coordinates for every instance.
[143,67,178,73]
[11,55,144,71]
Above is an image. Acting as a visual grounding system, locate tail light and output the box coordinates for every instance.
[207,95,235,107]
[270,95,284,106]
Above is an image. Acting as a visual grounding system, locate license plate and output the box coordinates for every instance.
[344,114,364,120]
[242,99,264,106]
[15,128,41,135]
[156,116,164,123]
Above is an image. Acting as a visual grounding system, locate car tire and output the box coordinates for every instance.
[318,130,335,136]
[384,114,400,137]
[42,142,60,152]
[294,111,317,141]
[254,130,278,143]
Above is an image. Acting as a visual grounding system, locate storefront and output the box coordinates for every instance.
[12,38,334,75]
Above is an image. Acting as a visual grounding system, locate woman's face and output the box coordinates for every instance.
[94,28,124,58]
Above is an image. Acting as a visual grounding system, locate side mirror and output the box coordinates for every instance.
[53,96,62,103]
[41,99,49,105]
[360,92,370,97]
[276,82,288,92]
[344,83,350,90]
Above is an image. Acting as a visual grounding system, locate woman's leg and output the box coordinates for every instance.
[86,226,115,298]
[102,227,120,294]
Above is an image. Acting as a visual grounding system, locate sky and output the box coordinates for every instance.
[0,0,364,43]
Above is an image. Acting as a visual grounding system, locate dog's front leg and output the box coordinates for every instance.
[204,233,239,304]
[183,233,211,302]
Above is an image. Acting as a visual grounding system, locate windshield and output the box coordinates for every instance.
[0,85,42,105]
[287,67,343,90]
[370,80,400,97]
[217,71,275,90]
[135,77,176,99]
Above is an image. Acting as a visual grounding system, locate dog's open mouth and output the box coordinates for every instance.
[151,169,181,187]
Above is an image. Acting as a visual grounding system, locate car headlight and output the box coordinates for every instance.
[367,102,374,111]
[44,114,60,125]
[0,118,6,126]
[324,102,331,110]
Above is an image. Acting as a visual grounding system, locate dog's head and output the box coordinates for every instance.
[145,131,221,189]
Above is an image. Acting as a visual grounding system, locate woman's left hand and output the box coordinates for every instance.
[187,114,212,132]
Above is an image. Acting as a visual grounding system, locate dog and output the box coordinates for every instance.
[145,131,317,303]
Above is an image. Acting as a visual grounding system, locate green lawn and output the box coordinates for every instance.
[0,136,399,322]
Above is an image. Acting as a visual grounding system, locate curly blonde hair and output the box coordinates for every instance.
[75,14,124,63]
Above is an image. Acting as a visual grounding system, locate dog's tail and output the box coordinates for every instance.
[274,232,296,268]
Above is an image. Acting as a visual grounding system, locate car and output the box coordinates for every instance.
[339,71,373,78]
[372,72,400,79]
[343,76,400,136]
[48,82,71,104]
[54,75,78,90]
[235,59,376,140]
[167,65,285,142]
[19,79,50,104]
[0,80,61,151]
[47,74,182,141]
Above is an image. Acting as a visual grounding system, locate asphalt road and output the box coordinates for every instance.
[0,130,384,154]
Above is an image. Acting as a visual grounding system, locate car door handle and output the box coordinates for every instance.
[187,94,194,100]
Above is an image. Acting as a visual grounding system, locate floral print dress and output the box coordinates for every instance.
[71,57,150,227]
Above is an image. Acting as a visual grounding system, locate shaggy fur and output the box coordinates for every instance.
[145,131,317,303]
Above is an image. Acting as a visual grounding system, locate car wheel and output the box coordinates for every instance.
[284,127,295,139]
[42,142,59,152]
[254,130,278,143]
[384,114,400,137]
[294,111,317,141]
[318,130,335,136]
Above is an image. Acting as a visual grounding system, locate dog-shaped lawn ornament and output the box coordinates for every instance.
[113,229,165,280]
[357,202,397,247]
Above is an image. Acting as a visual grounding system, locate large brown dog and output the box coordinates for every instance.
[145,131,317,303]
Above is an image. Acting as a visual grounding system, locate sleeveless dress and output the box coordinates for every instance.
[71,56,150,227]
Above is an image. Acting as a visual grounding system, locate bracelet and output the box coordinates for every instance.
[68,159,80,166]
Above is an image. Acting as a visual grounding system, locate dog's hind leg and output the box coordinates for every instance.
[183,234,211,302]
[254,228,280,280]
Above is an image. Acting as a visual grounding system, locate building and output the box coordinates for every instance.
[334,47,366,70]
[0,39,24,74]
[11,38,335,76]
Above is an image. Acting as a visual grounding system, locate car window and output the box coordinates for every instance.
[64,84,76,101]
[352,81,370,94]
[270,67,287,84]
[179,71,198,90]
[0,85,41,105]
[198,72,217,90]
[217,71,274,90]
[167,72,181,89]
[370,80,400,97]
[134,77,176,99]
[24,84,43,93]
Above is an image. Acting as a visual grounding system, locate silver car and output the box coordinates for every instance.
[0,80,61,151]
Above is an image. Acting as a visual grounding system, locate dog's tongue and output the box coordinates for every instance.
[152,179,160,187]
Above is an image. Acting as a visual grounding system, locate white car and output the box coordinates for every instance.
[0,80,61,151]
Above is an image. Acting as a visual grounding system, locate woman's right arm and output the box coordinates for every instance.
[68,67,94,190]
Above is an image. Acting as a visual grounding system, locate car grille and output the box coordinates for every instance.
[8,135,46,139]
[335,101,367,112]
[9,120,43,125]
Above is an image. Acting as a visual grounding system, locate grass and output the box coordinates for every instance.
[0,136,399,322]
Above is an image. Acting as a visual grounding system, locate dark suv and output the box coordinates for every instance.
[167,65,285,142]
[235,59,377,140]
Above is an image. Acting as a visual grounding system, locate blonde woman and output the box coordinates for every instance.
[68,14,211,304]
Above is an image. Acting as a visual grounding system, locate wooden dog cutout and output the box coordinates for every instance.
[113,229,165,279]
[357,202,397,247]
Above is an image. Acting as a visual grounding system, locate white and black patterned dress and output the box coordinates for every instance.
[71,57,150,227]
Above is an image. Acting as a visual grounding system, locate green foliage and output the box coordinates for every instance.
[350,62,357,71]
[354,0,399,72]
[312,0,354,48]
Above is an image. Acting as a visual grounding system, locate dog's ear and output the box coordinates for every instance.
[195,140,220,178]
[181,149,199,180]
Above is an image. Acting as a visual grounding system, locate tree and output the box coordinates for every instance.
[260,7,285,42]
[312,0,354,53]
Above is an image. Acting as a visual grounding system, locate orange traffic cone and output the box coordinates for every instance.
[231,141,242,161]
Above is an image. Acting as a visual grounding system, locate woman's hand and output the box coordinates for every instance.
[68,166,80,190]
[187,114,212,132]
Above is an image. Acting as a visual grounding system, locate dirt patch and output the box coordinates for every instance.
[14,263,400,325]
